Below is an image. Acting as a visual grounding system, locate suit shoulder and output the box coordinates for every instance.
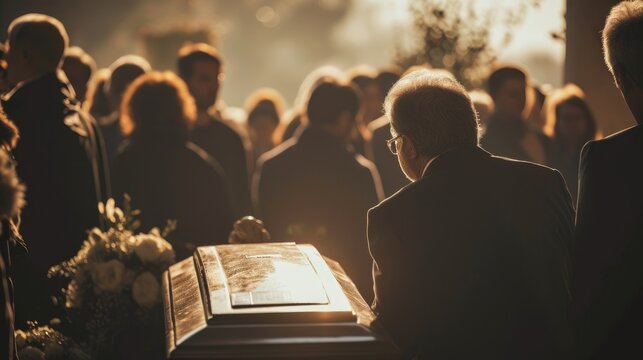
[489,154,559,176]
[369,178,420,215]
[255,138,297,170]
[210,117,245,143]
[185,142,226,176]
[585,125,642,153]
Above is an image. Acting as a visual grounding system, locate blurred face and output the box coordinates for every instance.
[185,60,220,111]
[557,103,590,145]
[362,82,384,124]
[494,77,526,119]
[248,115,278,154]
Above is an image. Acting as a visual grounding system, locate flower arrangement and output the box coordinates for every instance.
[15,322,89,360]
[49,196,176,360]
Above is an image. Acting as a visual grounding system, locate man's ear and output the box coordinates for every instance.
[402,135,418,159]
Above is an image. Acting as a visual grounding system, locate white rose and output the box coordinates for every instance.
[132,272,160,307]
[91,259,125,293]
[134,234,174,264]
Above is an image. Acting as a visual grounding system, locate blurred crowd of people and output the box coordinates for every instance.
[0,2,641,358]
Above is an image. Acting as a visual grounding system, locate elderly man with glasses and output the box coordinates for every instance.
[368,70,574,359]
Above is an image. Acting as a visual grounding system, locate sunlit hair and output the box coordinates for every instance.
[63,46,97,78]
[305,76,362,126]
[385,70,480,158]
[0,107,19,151]
[293,65,344,112]
[105,55,151,97]
[347,64,378,90]
[486,64,528,98]
[603,1,643,88]
[8,13,69,71]
[120,71,196,144]
[245,88,286,128]
[469,90,494,110]
[177,43,222,80]
[544,84,598,142]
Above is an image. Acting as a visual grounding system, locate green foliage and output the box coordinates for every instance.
[395,0,541,89]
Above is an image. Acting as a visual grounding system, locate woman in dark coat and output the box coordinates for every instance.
[112,71,235,260]
[545,84,599,199]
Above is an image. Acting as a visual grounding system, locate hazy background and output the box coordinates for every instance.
[1,0,565,108]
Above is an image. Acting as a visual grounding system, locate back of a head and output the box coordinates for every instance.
[8,14,68,73]
[120,71,196,145]
[63,46,96,80]
[84,68,112,117]
[106,55,151,107]
[603,1,643,90]
[177,42,222,80]
[347,65,378,91]
[486,65,527,99]
[293,65,344,111]
[376,67,403,97]
[386,70,479,158]
[306,77,361,126]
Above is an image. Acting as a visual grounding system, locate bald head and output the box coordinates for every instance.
[5,14,68,85]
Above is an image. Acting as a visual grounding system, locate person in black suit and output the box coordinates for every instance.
[253,77,384,303]
[1,14,109,325]
[177,43,250,216]
[368,70,574,359]
[572,3,643,359]
[112,71,235,261]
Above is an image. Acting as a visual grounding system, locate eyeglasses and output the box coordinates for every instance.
[386,134,402,155]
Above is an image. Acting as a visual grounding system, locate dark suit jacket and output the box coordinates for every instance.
[253,126,384,302]
[368,146,574,359]
[1,71,108,324]
[367,116,409,196]
[572,124,643,360]
[481,112,554,165]
[113,140,235,260]
[190,114,250,217]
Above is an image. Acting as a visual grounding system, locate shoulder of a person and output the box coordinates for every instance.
[369,178,420,217]
[185,142,226,176]
[587,124,642,153]
[484,154,566,194]
[578,124,642,174]
[210,113,246,138]
[255,138,298,172]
